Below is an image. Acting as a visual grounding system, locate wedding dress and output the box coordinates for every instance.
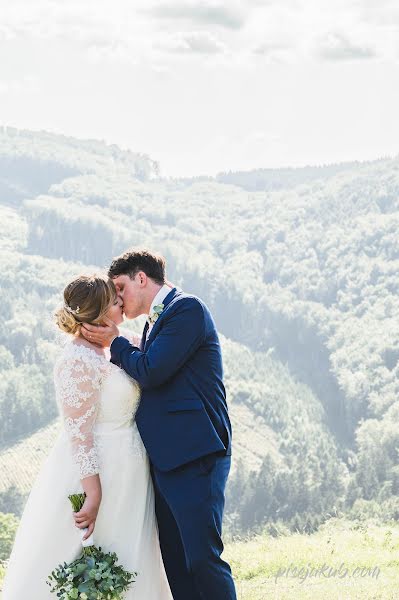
[2,336,173,599]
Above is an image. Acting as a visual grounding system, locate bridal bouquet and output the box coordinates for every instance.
[47,493,136,600]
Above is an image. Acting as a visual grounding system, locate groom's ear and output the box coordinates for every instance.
[137,271,147,287]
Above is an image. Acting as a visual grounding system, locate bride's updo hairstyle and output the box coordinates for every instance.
[55,274,117,335]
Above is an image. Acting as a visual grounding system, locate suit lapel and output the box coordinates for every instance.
[144,286,180,351]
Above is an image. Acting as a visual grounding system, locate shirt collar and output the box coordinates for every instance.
[149,283,173,316]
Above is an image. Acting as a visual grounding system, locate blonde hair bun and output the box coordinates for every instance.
[54,306,82,335]
[54,273,117,336]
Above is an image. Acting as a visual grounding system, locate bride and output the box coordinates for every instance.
[2,273,173,599]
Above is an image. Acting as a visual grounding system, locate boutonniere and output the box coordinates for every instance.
[148,303,164,325]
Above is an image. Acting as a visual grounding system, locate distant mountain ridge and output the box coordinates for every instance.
[216,159,391,190]
[0,127,397,532]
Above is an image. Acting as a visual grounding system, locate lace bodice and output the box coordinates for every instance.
[54,337,141,479]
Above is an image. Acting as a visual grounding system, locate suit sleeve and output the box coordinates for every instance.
[110,299,205,389]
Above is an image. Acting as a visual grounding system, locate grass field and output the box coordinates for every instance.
[224,517,399,600]
[1,517,398,599]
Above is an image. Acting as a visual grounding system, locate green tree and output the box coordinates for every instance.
[0,512,19,561]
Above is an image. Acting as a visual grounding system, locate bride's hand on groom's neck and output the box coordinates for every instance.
[81,317,119,348]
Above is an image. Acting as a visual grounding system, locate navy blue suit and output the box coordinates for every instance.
[110,287,236,600]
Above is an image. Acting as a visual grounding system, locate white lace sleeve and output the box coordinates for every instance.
[55,348,109,479]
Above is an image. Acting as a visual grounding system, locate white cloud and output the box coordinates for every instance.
[0,0,398,178]
[253,41,295,63]
[0,0,396,66]
[316,32,377,61]
[155,31,226,54]
[0,0,151,58]
[357,0,399,27]
[86,41,140,65]
[146,1,248,30]
[0,76,39,95]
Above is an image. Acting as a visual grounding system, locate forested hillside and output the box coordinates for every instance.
[0,126,398,537]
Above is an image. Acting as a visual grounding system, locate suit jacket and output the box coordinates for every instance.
[110,287,232,471]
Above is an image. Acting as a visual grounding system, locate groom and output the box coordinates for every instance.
[81,248,237,600]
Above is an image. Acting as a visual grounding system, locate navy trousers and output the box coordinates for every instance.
[151,453,237,600]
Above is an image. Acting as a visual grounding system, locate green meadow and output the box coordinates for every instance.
[1,517,398,599]
[223,518,398,600]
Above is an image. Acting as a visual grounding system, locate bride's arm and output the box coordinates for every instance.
[57,355,104,539]
[76,475,102,540]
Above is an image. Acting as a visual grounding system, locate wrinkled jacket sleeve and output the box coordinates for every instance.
[110,298,205,389]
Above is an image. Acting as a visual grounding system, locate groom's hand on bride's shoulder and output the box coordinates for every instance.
[81,317,119,348]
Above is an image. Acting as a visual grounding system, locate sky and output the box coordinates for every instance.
[0,0,399,177]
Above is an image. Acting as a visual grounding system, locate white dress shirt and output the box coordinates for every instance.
[146,283,173,341]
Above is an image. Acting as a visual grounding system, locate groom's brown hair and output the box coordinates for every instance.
[108,248,166,285]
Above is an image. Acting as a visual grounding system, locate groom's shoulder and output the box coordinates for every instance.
[169,289,210,314]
